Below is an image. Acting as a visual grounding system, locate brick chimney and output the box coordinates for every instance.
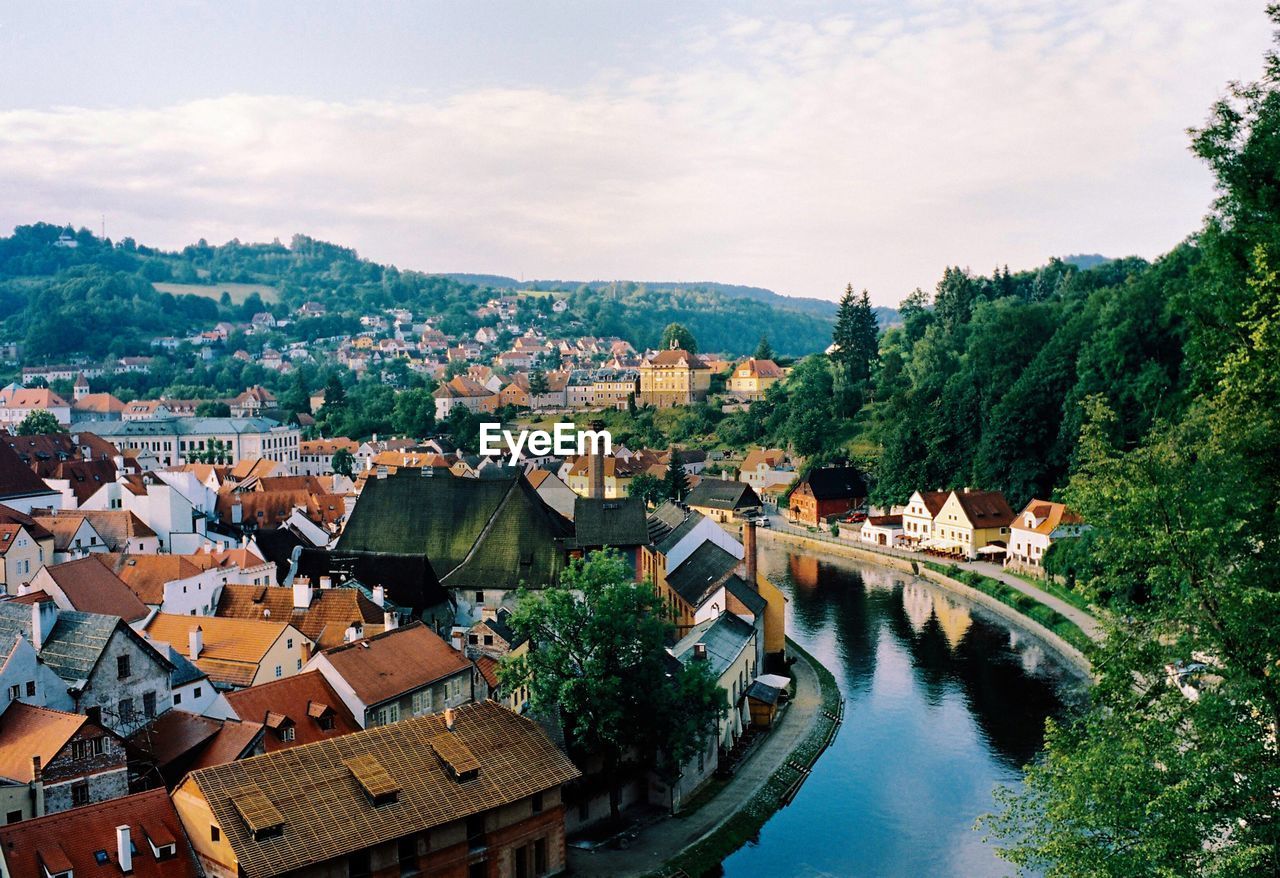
[587,419,606,500]
[743,518,758,589]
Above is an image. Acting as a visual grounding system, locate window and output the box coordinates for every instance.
[296,659,302,671]
[411,689,433,716]
[6,810,22,824]
[71,781,90,807]
[117,655,132,680]
[534,839,547,875]
[317,714,334,731]
[193,686,202,699]
[143,691,157,718]
[466,813,485,850]
[174,691,183,705]
[287,638,293,649]
[274,665,283,678]
[483,635,494,646]
[281,727,295,742]
[397,837,418,877]
[474,591,484,604]
[24,681,34,697]
[118,698,135,724]
[531,792,543,814]
[210,826,220,843]
[371,703,400,727]
[71,736,105,760]
[347,851,372,878]
[6,684,18,701]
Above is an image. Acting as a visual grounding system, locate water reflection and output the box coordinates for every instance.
[714,547,1087,878]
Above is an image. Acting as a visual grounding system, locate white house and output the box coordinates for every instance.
[901,490,949,545]
[1008,499,1088,571]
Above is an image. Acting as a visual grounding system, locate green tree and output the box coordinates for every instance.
[627,471,663,507]
[753,335,774,360]
[529,369,549,397]
[322,373,346,410]
[194,401,231,417]
[392,388,435,438]
[445,404,481,452]
[662,447,689,501]
[659,322,698,353]
[500,551,725,822]
[331,447,355,478]
[14,409,64,434]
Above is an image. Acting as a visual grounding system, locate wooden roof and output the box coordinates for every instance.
[186,701,579,878]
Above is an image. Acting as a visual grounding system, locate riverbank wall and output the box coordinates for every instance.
[760,528,1093,676]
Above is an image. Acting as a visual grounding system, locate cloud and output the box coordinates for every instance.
[0,1,1268,304]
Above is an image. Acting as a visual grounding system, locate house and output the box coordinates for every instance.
[0,624,73,712]
[1008,499,1088,571]
[0,386,71,429]
[432,375,498,421]
[567,496,650,572]
[306,622,476,728]
[70,391,127,424]
[524,469,577,519]
[214,579,392,650]
[671,612,757,756]
[684,478,761,524]
[726,358,784,400]
[31,514,111,563]
[223,669,360,752]
[590,368,638,410]
[0,444,63,513]
[333,471,572,615]
[0,703,130,819]
[142,614,309,691]
[930,489,1016,559]
[297,438,359,477]
[171,701,580,878]
[0,788,199,878]
[0,522,45,594]
[81,473,210,554]
[65,510,160,553]
[26,557,150,627]
[95,554,226,617]
[128,710,265,788]
[637,346,712,408]
[0,600,173,735]
[737,448,796,495]
[788,466,867,526]
[227,387,277,419]
[859,514,904,547]
[901,490,950,545]
[89,418,301,474]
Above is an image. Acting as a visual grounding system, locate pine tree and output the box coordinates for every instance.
[663,447,689,501]
[831,283,858,371]
[753,335,774,360]
[850,289,880,383]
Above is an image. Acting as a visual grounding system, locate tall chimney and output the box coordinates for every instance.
[31,755,44,817]
[372,585,385,607]
[587,419,606,499]
[117,825,133,874]
[293,575,313,610]
[744,518,758,589]
[189,626,203,661]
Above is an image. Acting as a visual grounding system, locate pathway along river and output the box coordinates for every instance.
[713,544,1089,877]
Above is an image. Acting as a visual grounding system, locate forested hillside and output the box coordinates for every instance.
[0,231,841,358]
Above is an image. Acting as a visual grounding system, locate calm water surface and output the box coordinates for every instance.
[715,546,1087,878]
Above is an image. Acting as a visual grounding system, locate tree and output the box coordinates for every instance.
[529,369,549,397]
[627,472,663,507]
[321,373,346,411]
[445,404,481,452]
[753,335,774,360]
[194,401,231,418]
[659,322,698,354]
[14,409,64,434]
[500,551,725,822]
[331,447,355,478]
[662,447,689,501]
[392,388,435,438]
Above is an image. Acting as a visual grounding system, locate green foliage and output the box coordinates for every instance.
[500,551,726,818]
[662,447,689,501]
[753,335,774,360]
[14,409,64,434]
[330,447,355,477]
[194,401,230,417]
[444,404,481,452]
[627,471,663,507]
[984,21,1280,874]
[659,322,698,353]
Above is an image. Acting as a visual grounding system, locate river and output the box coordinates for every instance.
[714,544,1088,877]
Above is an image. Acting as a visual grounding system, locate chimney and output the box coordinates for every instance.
[117,825,133,874]
[30,756,44,817]
[444,707,455,731]
[384,611,398,631]
[587,419,606,499]
[189,626,203,661]
[372,585,385,607]
[319,575,332,590]
[693,642,708,660]
[480,605,497,622]
[31,601,56,652]
[743,518,758,589]
[450,629,465,652]
[293,576,313,610]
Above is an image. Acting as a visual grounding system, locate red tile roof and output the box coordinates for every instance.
[223,670,360,750]
[0,788,199,878]
[317,622,471,706]
[40,556,149,622]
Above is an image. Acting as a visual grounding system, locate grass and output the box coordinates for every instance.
[1004,569,1094,614]
[153,281,280,305]
[649,638,842,878]
[923,562,1094,654]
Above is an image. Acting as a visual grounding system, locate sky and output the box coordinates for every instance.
[0,1,1272,306]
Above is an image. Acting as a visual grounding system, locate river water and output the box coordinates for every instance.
[714,545,1088,878]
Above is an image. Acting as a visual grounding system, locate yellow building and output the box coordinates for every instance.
[0,523,47,594]
[144,613,311,690]
[638,346,712,408]
[564,456,638,499]
[931,489,1016,559]
[726,358,784,400]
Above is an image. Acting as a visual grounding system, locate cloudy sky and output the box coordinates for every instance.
[0,1,1271,305]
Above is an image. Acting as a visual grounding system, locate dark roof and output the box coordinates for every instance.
[647,501,703,554]
[473,608,524,648]
[684,478,760,512]
[952,490,1016,527]
[667,541,740,606]
[0,442,58,500]
[317,622,472,707]
[338,471,571,593]
[0,603,123,682]
[725,575,767,616]
[745,678,785,705]
[797,466,867,501]
[570,496,649,548]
